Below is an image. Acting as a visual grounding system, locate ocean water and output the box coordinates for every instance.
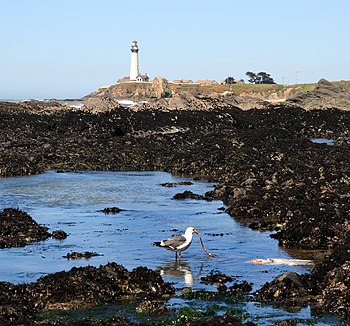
[0,171,339,324]
[0,98,84,108]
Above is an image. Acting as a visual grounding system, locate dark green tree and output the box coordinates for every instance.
[246,71,275,84]
[256,72,276,84]
[224,77,236,84]
[245,71,256,84]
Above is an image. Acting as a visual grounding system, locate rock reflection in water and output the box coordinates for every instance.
[158,260,194,287]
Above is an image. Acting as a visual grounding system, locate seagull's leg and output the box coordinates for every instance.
[175,252,178,261]
[178,252,181,263]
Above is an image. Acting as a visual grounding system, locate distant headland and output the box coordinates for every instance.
[86,77,350,110]
[90,40,350,106]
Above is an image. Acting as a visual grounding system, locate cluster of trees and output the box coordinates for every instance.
[224,77,236,84]
[223,72,276,85]
[245,71,275,84]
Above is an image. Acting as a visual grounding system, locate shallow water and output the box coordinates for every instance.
[310,137,334,145]
[0,171,338,324]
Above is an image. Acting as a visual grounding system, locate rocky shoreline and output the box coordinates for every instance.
[1,79,350,324]
[0,259,174,324]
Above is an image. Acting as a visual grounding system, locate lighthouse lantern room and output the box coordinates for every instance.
[129,40,139,81]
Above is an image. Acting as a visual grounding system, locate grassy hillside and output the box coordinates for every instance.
[90,79,350,100]
[337,80,350,91]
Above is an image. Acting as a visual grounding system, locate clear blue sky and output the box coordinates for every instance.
[1,0,349,99]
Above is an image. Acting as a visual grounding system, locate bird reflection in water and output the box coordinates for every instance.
[158,260,194,287]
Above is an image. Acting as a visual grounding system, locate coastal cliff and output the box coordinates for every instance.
[88,77,350,111]
[89,76,304,102]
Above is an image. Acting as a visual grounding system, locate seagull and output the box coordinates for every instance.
[153,227,200,260]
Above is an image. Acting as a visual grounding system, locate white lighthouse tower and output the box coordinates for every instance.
[129,40,139,81]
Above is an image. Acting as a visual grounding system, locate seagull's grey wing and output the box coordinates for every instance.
[163,235,186,249]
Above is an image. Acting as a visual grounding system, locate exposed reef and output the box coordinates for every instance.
[63,251,102,259]
[1,79,350,322]
[98,207,125,214]
[0,262,174,324]
[0,208,66,248]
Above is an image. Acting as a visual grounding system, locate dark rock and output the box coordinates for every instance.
[173,190,211,201]
[177,314,255,326]
[135,299,168,314]
[229,281,253,294]
[98,207,124,214]
[51,230,68,240]
[308,243,350,317]
[0,262,175,323]
[0,281,34,323]
[257,272,310,307]
[79,315,132,326]
[0,208,51,248]
[315,260,350,316]
[160,181,193,187]
[217,284,228,292]
[128,266,174,297]
[200,271,233,285]
[2,96,350,318]
[63,251,102,259]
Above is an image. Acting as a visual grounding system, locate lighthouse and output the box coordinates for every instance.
[117,40,149,83]
[130,40,139,81]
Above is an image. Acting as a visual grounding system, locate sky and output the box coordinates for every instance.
[1,0,350,99]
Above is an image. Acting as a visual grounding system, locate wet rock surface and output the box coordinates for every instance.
[0,99,70,113]
[256,243,350,318]
[1,95,350,320]
[0,208,61,248]
[160,181,193,187]
[307,243,350,317]
[200,271,234,285]
[63,251,102,259]
[257,272,311,308]
[176,314,254,326]
[0,262,174,324]
[51,229,68,240]
[199,271,253,294]
[173,190,212,201]
[98,207,125,214]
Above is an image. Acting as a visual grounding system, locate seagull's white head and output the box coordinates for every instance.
[185,227,200,236]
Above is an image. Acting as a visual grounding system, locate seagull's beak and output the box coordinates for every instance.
[194,229,200,236]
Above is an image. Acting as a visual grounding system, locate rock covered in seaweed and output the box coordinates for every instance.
[51,229,68,240]
[173,190,213,201]
[160,181,193,187]
[2,94,350,319]
[176,314,254,325]
[0,208,67,248]
[0,262,174,323]
[27,262,174,311]
[98,207,125,214]
[63,251,102,259]
[200,271,234,285]
[256,244,350,317]
[256,272,311,308]
[0,208,51,248]
[309,243,350,317]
